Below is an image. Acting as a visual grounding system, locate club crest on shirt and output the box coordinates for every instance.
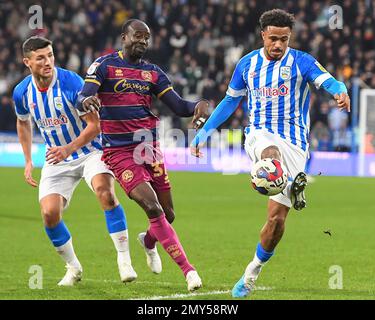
[54,96,64,110]
[141,70,152,82]
[122,170,134,183]
[280,66,291,80]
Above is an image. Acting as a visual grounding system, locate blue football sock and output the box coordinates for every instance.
[45,220,71,247]
[105,204,127,234]
[256,242,274,263]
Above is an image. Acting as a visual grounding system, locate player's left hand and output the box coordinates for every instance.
[192,100,210,129]
[46,146,72,164]
[334,93,350,112]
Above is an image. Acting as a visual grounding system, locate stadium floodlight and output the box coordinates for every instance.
[358,89,375,176]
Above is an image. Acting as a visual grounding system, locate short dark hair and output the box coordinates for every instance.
[259,9,295,30]
[121,19,139,34]
[22,36,52,57]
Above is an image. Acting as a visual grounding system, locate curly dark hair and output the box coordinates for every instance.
[259,9,295,30]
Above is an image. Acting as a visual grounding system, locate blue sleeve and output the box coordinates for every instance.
[191,95,242,147]
[66,72,84,106]
[299,53,334,88]
[12,86,30,121]
[320,78,347,96]
[226,57,247,98]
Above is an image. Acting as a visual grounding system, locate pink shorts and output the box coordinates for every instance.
[102,142,171,196]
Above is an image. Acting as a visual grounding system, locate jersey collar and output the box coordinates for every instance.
[32,67,58,92]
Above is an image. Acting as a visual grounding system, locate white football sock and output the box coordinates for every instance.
[282,180,292,198]
[110,230,132,263]
[244,254,265,282]
[55,238,81,269]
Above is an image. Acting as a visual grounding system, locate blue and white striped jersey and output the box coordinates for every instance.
[227,47,334,151]
[13,67,102,162]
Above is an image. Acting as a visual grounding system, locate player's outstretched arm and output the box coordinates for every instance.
[190,94,242,158]
[46,111,101,164]
[321,78,350,112]
[16,118,38,187]
[159,89,210,129]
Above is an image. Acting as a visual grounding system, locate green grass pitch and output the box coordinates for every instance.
[0,167,374,300]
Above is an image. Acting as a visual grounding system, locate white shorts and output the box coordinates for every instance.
[244,129,308,207]
[39,150,114,209]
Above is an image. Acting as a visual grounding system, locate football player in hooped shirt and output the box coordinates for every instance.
[191,9,350,297]
[77,19,209,291]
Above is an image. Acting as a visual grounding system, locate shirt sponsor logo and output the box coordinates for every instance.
[250,84,289,98]
[37,115,68,128]
[114,79,150,93]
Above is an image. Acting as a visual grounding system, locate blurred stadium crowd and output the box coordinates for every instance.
[0,0,374,151]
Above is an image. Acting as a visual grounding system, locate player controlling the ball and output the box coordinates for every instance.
[190,9,350,298]
[76,19,209,291]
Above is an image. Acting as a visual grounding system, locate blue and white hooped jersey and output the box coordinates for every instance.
[13,67,102,162]
[227,47,334,151]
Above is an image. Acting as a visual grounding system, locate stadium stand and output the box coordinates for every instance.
[0,0,374,151]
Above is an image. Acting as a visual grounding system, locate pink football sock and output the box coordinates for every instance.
[148,214,195,276]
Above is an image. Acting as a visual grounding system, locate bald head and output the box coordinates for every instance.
[122,19,150,35]
[121,19,151,62]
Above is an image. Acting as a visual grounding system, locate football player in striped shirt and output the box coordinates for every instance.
[191,9,350,298]
[13,36,137,286]
[77,19,209,291]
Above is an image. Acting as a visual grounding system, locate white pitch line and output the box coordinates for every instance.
[132,287,274,300]
[131,290,231,300]
[43,277,274,300]
[46,277,176,286]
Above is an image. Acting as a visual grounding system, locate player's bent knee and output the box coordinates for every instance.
[261,145,281,160]
[142,200,164,218]
[95,187,116,208]
[41,209,61,228]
